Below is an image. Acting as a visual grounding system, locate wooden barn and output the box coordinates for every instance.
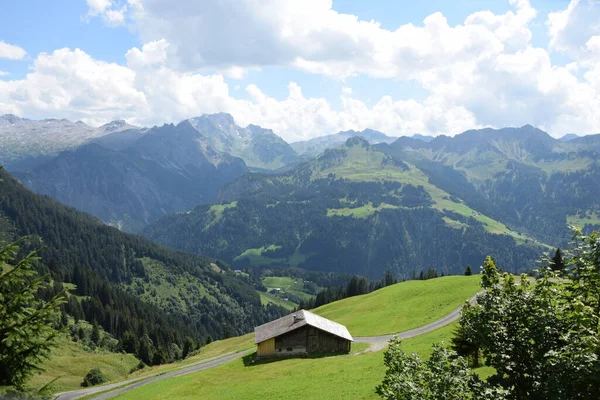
[254,310,353,358]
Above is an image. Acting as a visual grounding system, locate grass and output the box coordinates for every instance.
[26,336,139,394]
[260,276,317,308]
[311,146,540,243]
[259,291,297,310]
[234,245,284,266]
[113,323,477,400]
[262,276,302,290]
[262,276,317,301]
[327,202,400,218]
[442,216,468,230]
[115,345,386,400]
[567,210,600,228]
[313,276,481,336]
[39,275,490,398]
[204,202,238,230]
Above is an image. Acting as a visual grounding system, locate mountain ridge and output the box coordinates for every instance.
[145,137,546,278]
[14,121,248,232]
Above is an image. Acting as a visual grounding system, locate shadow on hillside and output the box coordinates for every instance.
[242,351,349,367]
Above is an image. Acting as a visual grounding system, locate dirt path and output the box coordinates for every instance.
[56,294,478,400]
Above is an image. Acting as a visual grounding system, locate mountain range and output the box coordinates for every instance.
[4,113,600,279]
[144,134,553,278]
[0,114,137,170]
[14,121,248,232]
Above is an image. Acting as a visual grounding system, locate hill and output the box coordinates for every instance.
[13,121,248,232]
[314,275,480,336]
[80,276,483,400]
[0,168,285,366]
[145,137,544,278]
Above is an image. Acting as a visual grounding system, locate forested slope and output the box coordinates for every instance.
[145,138,545,278]
[0,168,284,364]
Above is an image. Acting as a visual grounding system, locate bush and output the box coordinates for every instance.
[128,361,146,374]
[81,368,107,387]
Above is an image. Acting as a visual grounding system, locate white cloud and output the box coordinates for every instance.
[0,46,480,140]
[104,8,127,26]
[86,0,111,15]
[84,0,127,26]
[0,41,27,60]
[547,0,600,61]
[0,48,146,125]
[15,0,600,138]
[117,0,536,81]
[0,71,8,77]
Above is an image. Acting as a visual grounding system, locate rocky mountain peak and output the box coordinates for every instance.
[1,114,22,124]
[345,136,370,148]
[101,120,130,132]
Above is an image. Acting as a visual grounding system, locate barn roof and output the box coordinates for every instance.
[254,309,354,344]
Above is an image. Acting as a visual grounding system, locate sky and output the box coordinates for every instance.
[0,0,599,142]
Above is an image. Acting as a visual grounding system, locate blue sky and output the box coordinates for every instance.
[0,0,599,141]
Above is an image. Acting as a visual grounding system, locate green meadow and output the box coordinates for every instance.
[314,275,481,336]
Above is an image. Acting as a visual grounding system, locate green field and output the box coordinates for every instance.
[35,276,486,398]
[327,202,401,218]
[311,147,538,242]
[314,276,480,336]
[204,202,238,230]
[260,276,317,308]
[234,245,284,266]
[114,322,477,400]
[259,291,297,310]
[26,336,139,393]
[567,210,600,228]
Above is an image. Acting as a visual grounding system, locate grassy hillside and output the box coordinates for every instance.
[314,276,480,336]
[43,276,486,398]
[26,336,139,393]
[113,323,476,400]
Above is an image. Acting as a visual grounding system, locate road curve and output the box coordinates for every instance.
[354,294,477,350]
[56,293,479,400]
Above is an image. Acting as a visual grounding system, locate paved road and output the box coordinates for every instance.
[54,350,252,400]
[56,293,479,400]
[354,294,478,351]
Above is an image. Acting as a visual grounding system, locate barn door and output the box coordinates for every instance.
[307,329,318,352]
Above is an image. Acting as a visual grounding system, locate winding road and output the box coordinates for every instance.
[54,294,478,400]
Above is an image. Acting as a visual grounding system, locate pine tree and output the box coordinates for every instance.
[383,270,395,287]
[550,248,565,271]
[0,239,66,388]
[464,265,472,276]
[91,321,101,346]
[182,337,195,359]
[138,335,155,366]
[450,318,479,367]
